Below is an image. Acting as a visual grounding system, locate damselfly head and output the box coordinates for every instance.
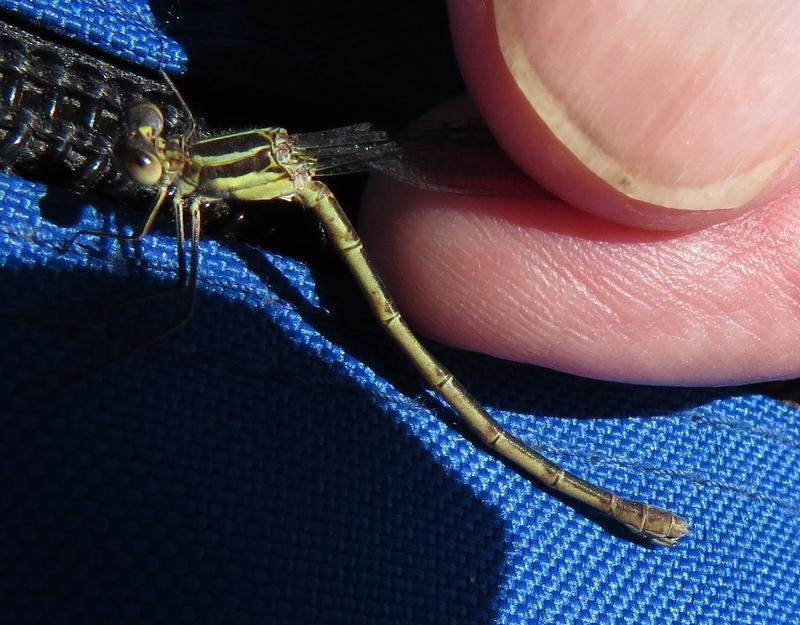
[121,102,167,186]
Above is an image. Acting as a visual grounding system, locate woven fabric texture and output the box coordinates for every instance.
[0,3,798,624]
[0,0,186,71]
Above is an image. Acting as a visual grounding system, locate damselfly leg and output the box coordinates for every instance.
[54,100,200,338]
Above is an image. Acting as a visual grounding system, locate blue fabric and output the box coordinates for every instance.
[1,3,799,624]
[1,0,186,71]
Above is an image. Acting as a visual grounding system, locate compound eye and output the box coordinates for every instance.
[122,147,163,185]
[128,102,164,141]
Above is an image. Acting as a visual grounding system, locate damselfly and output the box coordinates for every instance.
[108,81,689,546]
[0,15,687,545]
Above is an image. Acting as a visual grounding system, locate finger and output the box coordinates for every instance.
[360,171,800,386]
[448,0,800,230]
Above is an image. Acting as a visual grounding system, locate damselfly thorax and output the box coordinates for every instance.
[122,102,323,226]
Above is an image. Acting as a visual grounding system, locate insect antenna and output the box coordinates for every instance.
[160,70,197,144]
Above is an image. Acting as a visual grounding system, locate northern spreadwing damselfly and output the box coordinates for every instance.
[0,15,688,545]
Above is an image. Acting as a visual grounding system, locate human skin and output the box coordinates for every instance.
[359,1,800,385]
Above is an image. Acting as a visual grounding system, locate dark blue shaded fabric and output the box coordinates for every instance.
[1,3,799,624]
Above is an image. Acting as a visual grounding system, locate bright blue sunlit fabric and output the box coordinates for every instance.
[0,0,186,71]
[0,3,799,624]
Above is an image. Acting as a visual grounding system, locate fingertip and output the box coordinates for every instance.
[448,0,800,230]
